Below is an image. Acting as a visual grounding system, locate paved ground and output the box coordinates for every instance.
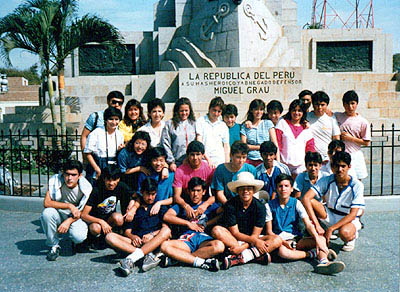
[0,197,399,292]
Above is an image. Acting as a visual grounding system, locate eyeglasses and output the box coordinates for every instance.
[111,99,123,106]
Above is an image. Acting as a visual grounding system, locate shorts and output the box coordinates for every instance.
[320,205,362,232]
[278,231,301,241]
[179,231,213,253]
[350,150,368,180]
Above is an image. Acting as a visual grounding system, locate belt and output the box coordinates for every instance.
[328,208,348,217]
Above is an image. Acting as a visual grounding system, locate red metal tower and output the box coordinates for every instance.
[311,0,374,29]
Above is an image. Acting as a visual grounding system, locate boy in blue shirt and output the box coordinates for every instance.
[256,141,290,200]
[222,104,241,147]
[268,173,345,275]
[161,177,222,272]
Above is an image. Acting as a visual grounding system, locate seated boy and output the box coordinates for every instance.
[211,141,256,205]
[321,140,357,178]
[293,152,329,200]
[266,100,283,126]
[302,151,365,252]
[222,104,241,146]
[108,178,171,276]
[161,177,223,271]
[268,174,345,275]
[211,172,282,269]
[256,141,290,200]
[196,96,230,167]
[81,165,135,244]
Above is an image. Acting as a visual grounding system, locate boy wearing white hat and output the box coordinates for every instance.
[211,172,282,269]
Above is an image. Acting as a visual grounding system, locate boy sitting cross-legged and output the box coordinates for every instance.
[107,178,171,276]
[161,177,223,272]
[267,173,345,275]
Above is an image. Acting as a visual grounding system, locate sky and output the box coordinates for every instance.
[0,0,399,70]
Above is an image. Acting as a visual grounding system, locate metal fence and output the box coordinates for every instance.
[0,124,399,197]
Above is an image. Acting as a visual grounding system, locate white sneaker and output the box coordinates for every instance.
[315,261,345,275]
[342,239,356,252]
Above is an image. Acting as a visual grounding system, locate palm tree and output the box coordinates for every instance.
[50,0,123,139]
[0,0,59,134]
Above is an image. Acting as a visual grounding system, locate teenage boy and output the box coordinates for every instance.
[222,104,241,146]
[40,160,92,261]
[81,165,135,242]
[256,141,291,200]
[196,96,230,167]
[335,90,371,180]
[302,151,365,252]
[173,141,215,220]
[293,151,329,200]
[298,89,313,112]
[266,100,283,126]
[321,140,357,178]
[211,172,282,269]
[211,141,256,205]
[80,90,124,151]
[308,91,340,163]
[267,174,345,275]
[161,177,223,272]
[108,178,171,276]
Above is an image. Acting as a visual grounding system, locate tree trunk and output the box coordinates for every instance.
[47,74,58,135]
[58,68,66,145]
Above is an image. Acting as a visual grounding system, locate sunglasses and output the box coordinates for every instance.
[111,99,123,106]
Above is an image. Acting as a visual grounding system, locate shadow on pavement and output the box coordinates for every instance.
[90,253,124,264]
[31,219,44,234]
[15,239,48,256]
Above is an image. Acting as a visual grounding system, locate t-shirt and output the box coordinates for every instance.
[223,196,266,235]
[229,123,241,147]
[173,161,214,196]
[240,119,275,161]
[58,184,84,216]
[84,110,104,131]
[307,112,341,161]
[137,170,174,202]
[256,161,291,197]
[125,203,168,238]
[294,170,330,200]
[138,121,166,147]
[87,182,131,217]
[211,163,256,201]
[195,115,229,166]
[335,112,371,153]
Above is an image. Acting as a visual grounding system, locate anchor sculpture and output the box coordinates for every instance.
[243,3,268,40]
[200,2,230,41]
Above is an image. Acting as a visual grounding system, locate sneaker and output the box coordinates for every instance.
[159,255,178,268]
[327,249,338,261]
[200,258,220,272]
[142,253,161,272]
[315,261,345,275]
[221,254,244,270]
[119,258,135,276]
[255,252,271,265]
[46,245,60,261]
[342,239,356,252]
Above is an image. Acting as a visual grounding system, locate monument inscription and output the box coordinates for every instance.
[179,67,302,101]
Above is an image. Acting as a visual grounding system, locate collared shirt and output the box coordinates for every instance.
[84,128,124,158]
[137,170,174,202]
[84,110,104,131]
[138,120,166,147]
[311,174,365,215]
[256,161,291,197]
[240,119,274,161]
[126,203,168,238]
[196,115,229,166]
[117,148,146,174]
[294,170,330,200]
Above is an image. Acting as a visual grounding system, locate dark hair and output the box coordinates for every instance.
[147,98,165,120]
[141,177,158,193]
[123,99,146,128]
[172,97,195,128]
[186,140,205,155]
[103,107,122,123]
[106,91,124,103]
[275,173,294,187]
[245,99,266,122]
[260,141,277,155]
[230,141,249,156]
[63,160,83,174]
[267,100,283,114]
[101,164,122,181]
[188,177,206,191]
[222,104,238,117]
[209,96,225,110]
[282,99,308,124]
[148,146,167,162]
[342,90,359,104]
[312,91,330,105]
[126,131,151,153]
[298,90,313,99]
[305,151,322,165]
[328,140,346,155]
[332,151,351,167]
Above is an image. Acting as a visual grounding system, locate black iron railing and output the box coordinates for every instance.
[0,124,398,197]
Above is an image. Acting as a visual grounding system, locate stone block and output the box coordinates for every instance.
[215,32,227,51]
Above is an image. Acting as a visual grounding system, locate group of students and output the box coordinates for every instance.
[40,88,369,276]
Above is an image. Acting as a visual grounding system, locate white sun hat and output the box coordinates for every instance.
[227,171,264,193]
